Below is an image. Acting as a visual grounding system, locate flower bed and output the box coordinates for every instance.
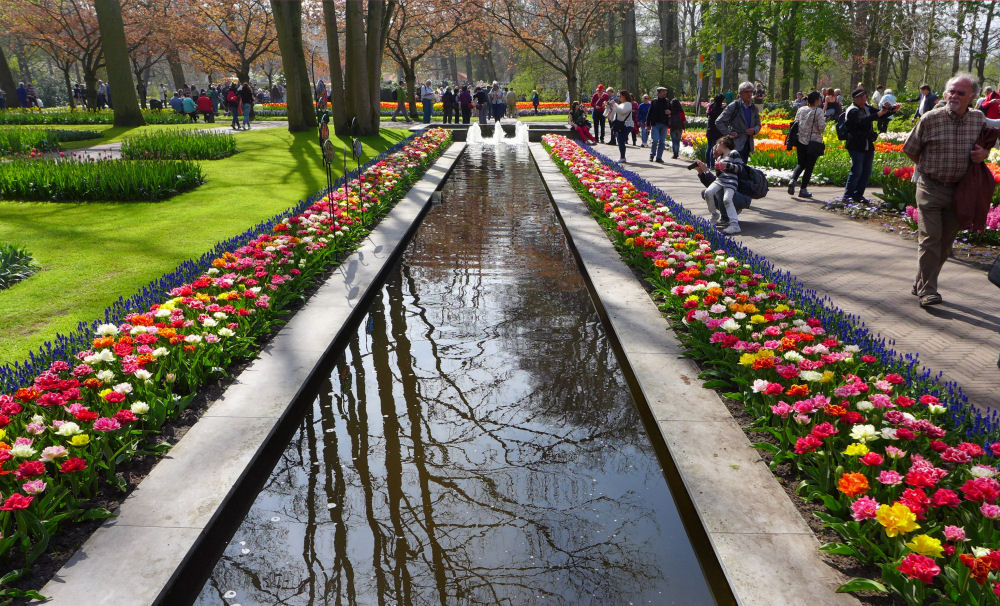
[0,129,101,156]
[542,133,1000,605]
[0,158,205,202]
[0,109,188,125]
[120,130,237,160]
[0,128,451,594]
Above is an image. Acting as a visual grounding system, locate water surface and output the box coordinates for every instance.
[195,146,715,606]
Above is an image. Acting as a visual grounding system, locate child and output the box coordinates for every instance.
[701,135,744,235]
[570,101,597,143]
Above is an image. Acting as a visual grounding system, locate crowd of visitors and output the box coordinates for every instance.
[386,79,532,124]
[157,81,260,129]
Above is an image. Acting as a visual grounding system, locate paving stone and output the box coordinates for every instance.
[712,532,858,606]
[112,416,275,528]
[39,525,203,606]
[656,419,813,535]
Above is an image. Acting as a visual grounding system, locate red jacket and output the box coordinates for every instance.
[591,92,608,112]
[196,95,213,112]
[954,127,1000,232]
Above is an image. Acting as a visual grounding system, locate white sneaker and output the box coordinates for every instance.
[723,223,741,235]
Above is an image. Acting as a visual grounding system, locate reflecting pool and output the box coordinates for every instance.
[194,146,715,606]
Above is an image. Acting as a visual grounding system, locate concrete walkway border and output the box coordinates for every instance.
[34,142,467,606]
[529,143,859,606]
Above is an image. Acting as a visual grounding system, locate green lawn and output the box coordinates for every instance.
[0,125,409,365]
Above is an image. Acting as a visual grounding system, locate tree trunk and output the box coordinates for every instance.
[61,66,75,110]
[899,49,911,89]
[271,0,317,132]
[84,69,98,110]
[448,53,458,83]
[566,56,578,103]
[791,35,802,95]
[921,1,938,86]
[14,44,32,83]
[344,0,368,135]
[657,0,677,61]
[977,1,997,84]
[765,5,778,93]
[877,44,891,88]
[322,0,348,133]
[620,0,638,94]
[0,46,16,104]
[952,0,965,75]
[966,1,979,72]
[464,49,473,85]
[166,48,186,89]
[484,37,497,82]
[358,0,391,135]
[862,6,882,87]
[746,35,759,84]
[94,0,145,127]
[778,2,798,101]
[405,68,418,120]
[848,1,868,87]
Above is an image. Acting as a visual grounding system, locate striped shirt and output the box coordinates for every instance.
[715,150,743,191]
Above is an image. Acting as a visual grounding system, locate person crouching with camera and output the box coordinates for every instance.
[693,135,751,235]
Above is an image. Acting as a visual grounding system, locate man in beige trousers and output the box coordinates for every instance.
[903,73,1000,307]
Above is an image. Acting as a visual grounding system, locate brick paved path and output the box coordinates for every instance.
[608,142,1000,413]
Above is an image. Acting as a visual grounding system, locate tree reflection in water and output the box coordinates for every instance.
[196,147,714,606]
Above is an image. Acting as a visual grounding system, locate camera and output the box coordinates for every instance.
[686,161,700,170]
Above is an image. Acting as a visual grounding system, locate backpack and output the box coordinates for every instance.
[737,165,769,199]
[834,110,850,140]
[226,90,237,104]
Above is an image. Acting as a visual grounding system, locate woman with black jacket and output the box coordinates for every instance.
[705,94,725,165]
[238,82,255,130]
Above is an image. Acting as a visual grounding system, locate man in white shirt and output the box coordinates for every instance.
[909,84,938,117]
[870,84,884,107]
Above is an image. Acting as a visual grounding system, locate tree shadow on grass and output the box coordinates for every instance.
[284,128,410,199]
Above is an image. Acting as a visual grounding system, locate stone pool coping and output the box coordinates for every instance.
[33,142,467,606]
[528,143,859,606]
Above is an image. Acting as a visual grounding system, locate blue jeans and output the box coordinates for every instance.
[844,149,874,200]
[649,124,667,160]
[708,186,752,222]
[670,128,682,157]
[242,103,252,128]
[422,99,433,123]
[705,136,718,166]
[640,125,649,145]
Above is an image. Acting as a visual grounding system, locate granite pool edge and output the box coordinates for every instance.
[33,142,467,606]
[528,143,859,606]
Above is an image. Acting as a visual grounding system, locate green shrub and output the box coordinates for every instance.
[120,129,237,160]
[0,242,39,290]
[0,109,187,125]
[0,158,204,201]
[0,128,101,155]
